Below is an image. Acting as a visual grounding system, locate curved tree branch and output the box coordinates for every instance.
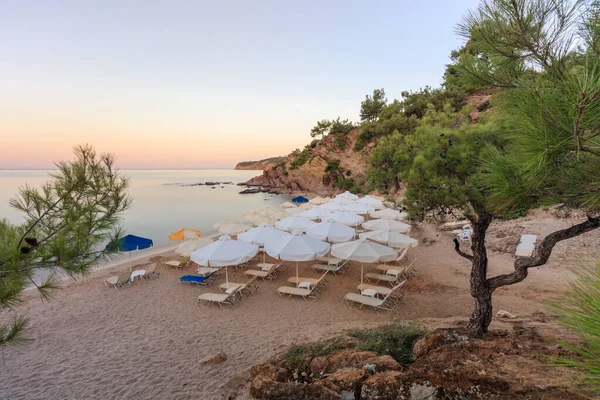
[488,215,600,290]
[453,238,474,261]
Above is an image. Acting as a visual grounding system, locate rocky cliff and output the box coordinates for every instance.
[243,127,372,197]
[235,157,286,170]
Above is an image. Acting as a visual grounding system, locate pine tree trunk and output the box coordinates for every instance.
[467,213,493,335]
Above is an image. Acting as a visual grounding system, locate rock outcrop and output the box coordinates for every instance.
[235,157,286,170]
[241,128,371,196]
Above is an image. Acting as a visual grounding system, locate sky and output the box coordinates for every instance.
[0,0,479,169]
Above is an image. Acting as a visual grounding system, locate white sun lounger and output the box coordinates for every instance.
[344,281,406,315]
[357,280,407,300]
[287,271,329,288]
[245,264,278,280]
[197,286,241,309]
[104,270,131,289]
[515,234,537,257]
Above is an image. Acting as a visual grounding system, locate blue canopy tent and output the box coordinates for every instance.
[107,234,154,271]
[291,196,309,204]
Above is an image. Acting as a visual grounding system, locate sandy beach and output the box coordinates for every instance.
[1,211,599,400]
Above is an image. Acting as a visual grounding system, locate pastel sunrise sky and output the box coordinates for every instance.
[1,0,478,169]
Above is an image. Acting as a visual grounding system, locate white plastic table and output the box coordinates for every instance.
[130,270,146,282]
[298,281,312,290]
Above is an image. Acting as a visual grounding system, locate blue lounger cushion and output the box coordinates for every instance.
[180,275,209,285]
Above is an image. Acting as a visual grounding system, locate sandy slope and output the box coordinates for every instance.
[1,212,599,400]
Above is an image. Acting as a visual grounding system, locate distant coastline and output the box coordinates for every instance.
[234,156,285,170]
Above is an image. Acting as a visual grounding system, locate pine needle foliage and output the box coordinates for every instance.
[551,264,600,392]
[0,145,131,350]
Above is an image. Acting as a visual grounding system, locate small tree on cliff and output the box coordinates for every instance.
[0,145,131,348]
[360,88,387,122]
[310,119,332,138]
[419,0,600,334]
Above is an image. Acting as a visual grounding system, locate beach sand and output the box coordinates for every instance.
[1,212,599,400]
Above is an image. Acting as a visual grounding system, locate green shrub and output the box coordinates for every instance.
[324,159,341,173]
[309,139,319,149]
[551,264,600,393]
[281,339,346,372]
[335,176,360,193]
[289,149,312,170]
[348,323,426,364]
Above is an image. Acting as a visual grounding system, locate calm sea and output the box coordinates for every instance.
[0,169,287,255]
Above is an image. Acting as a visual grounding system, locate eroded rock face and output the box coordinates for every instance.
[359,370,403,399]
[325,368,367,392]
[411,329,468,360]
[310,350,401,375]
[250,376,342,400]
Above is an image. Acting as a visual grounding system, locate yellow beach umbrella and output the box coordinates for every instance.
[169,228,202,241]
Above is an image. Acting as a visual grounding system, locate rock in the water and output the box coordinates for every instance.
[412,329,468,360]
[199,350,227,365]
[497,310,517,319]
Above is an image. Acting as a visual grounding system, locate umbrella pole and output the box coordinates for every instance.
[296,262,299,288]
[129,252,132,272]
[226,266,229,285]
[361,263,364,286]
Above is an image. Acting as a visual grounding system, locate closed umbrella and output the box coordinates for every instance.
[356,196,384,210]
[168,228,202,241]
[369,208,408,221]
[275,216,316,232]
[362,219,411,233]
[265,232,330,287]
[358,230,418,248]
[190,235,258,284]
[342,202,374,215]
[175,237,215,256]
[306,221,356,243]
[323,211,364,227]
[218,222,251,235]
[331,239,397,285]
[238,224,290,263]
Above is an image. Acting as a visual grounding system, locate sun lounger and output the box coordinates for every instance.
[198,286,241,309]
[375,259,417,280]
[311,261,348,275]
[515,234,537,257]
[287,271,329,288]
[104,270,131,289]
[165,256,190,270]
[357,280,407,300]
[344,281,406,314]
[143,263,160,279]
[196,266,220,277]
[220,276,259,296]
[179,270,217,286]
[245,264,278,280]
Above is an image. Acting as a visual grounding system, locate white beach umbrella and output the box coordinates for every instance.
[212,218,232,229]
[275,216,316,232]
[306,221,356,243]
[332,196,355,205]
[256,206,278,216]
[271,211,293,221]
[295,203,315,212]
[242,212,264,224]
[336,191,359,201]
[320,201,344,212]
[342,202,375,215]
[265,232,330,287]
[362,219,411,233]
[250,217,278,227]
[218,222,251,235]
[356,195,384,210]
[323,211,364,227]
[280,201,297,209]
[308,196,328,205]
[190,235,259,284]
[175,237,215,256]
[331,239,398,285]
[238,224,290,263]
[299,206,331,221]
[369,208,408,221]
[358,230,418,249]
